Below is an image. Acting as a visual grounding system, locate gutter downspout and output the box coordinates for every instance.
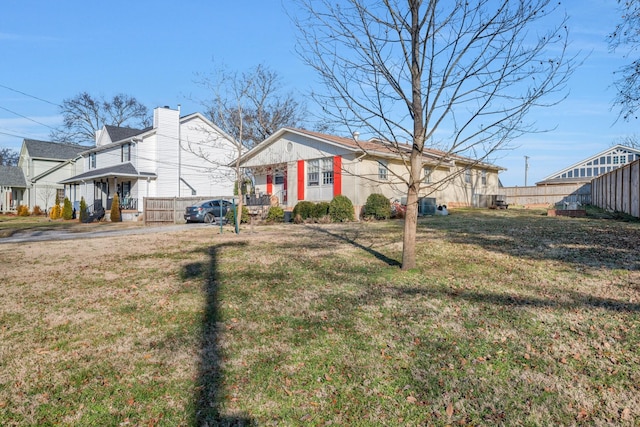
[177,104,181,197]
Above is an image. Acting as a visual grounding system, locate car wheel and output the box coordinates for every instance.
[204,213,215,224]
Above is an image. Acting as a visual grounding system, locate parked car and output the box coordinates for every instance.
[184,199,232,224]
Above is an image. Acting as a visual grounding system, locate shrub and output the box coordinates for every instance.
[329,195,355,222]
[225,204,250,224]
[79,197,88,223]
[110,194,121,222]
[49,204,60,219]
[17,205,30,216]
[265,206,284,223]
[32,205,43,216]
[62,197,73,220]
[364,193,391,220]
[312,201,331,219]
[292,201,315,221]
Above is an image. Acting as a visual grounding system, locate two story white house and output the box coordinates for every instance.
[60,106,236,219]
[9,139,86,212]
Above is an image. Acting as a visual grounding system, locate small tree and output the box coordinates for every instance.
[50,193,61,219]
[110,194,121,222]
[62,197,73,220]
[79,197,88,223]
[329,195,355,222]
[364,194,391,220]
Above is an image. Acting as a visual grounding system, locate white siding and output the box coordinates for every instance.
[242,133,352,167]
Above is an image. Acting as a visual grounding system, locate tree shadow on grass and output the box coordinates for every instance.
[305,224,402,267]
[183,241,255,426]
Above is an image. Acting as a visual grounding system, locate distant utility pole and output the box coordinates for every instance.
[524,156,530,186]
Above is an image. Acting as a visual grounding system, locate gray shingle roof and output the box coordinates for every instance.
[59,162,156,184]
[0,165,27,187]
[104,125,148,143]
[24,139,88,160]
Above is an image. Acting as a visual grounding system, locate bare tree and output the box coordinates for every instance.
[294,0,575,270]
[197,64,306,149]
[612,134,640,149]
[192,64,306,229]
[0,147,19,166]
[609,0,640,120]
[51,92,151,144]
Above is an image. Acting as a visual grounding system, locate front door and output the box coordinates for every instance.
[273,171,286,205]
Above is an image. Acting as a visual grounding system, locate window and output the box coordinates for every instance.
[322,158,334,185]
[423,167,432,183]
[464,169,471,184]
[89,152,96,169]
[121,143,131,162]
[274,173,285,185]
[613,156,619,165]
[378,161,388,180]
[56,188,65,202]
[567,171,572,178]
[481,170,487,186]
[307,159,319,186]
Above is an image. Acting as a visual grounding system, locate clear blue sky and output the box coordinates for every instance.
[0,0,637,186]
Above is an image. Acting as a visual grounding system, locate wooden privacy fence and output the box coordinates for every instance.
[502,183,591,206]
[591,159,640,218]
[143,196,235,224]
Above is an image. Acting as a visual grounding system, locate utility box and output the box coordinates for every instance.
[418,197,437,215]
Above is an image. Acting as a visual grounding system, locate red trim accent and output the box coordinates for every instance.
[266,171,273,195]
[297,160,305,200]
[333,156,342,197]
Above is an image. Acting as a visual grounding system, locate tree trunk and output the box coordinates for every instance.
[401,184,419,270]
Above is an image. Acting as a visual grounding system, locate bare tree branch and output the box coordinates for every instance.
[293,0,576,269]
[50,92,151,144]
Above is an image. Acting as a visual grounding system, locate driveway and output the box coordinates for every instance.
[0,223,216,244]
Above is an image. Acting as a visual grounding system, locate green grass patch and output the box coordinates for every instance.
[1,209,639,425]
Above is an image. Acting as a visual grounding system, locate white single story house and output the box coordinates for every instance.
[236,127,504,213]
[60,106,236,219]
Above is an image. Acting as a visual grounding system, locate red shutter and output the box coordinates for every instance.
[266,171,272,195]
[297,160,305,200]
[333,156,342,197]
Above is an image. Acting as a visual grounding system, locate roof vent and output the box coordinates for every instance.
[353,131,360,141]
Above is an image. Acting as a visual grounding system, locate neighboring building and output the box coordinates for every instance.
[537,144,640,185]
[236,127,504,212]
[502,144,640,207]
[60,106,236,219]
[0,165,27,213]
[17,139,86,212]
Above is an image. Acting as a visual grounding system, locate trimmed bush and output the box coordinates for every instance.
[292,201,315,221]
[312,201,331,219]
[110,194,121,222]
[63,197,73,220]
[329,195,355,222]
[32,205,43,216]
[79,197,88,223]
[364,193,391,220]
[266,206,284,223]
[17,205,30,216]
[49,204,60,219]
[225,204,250,224]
